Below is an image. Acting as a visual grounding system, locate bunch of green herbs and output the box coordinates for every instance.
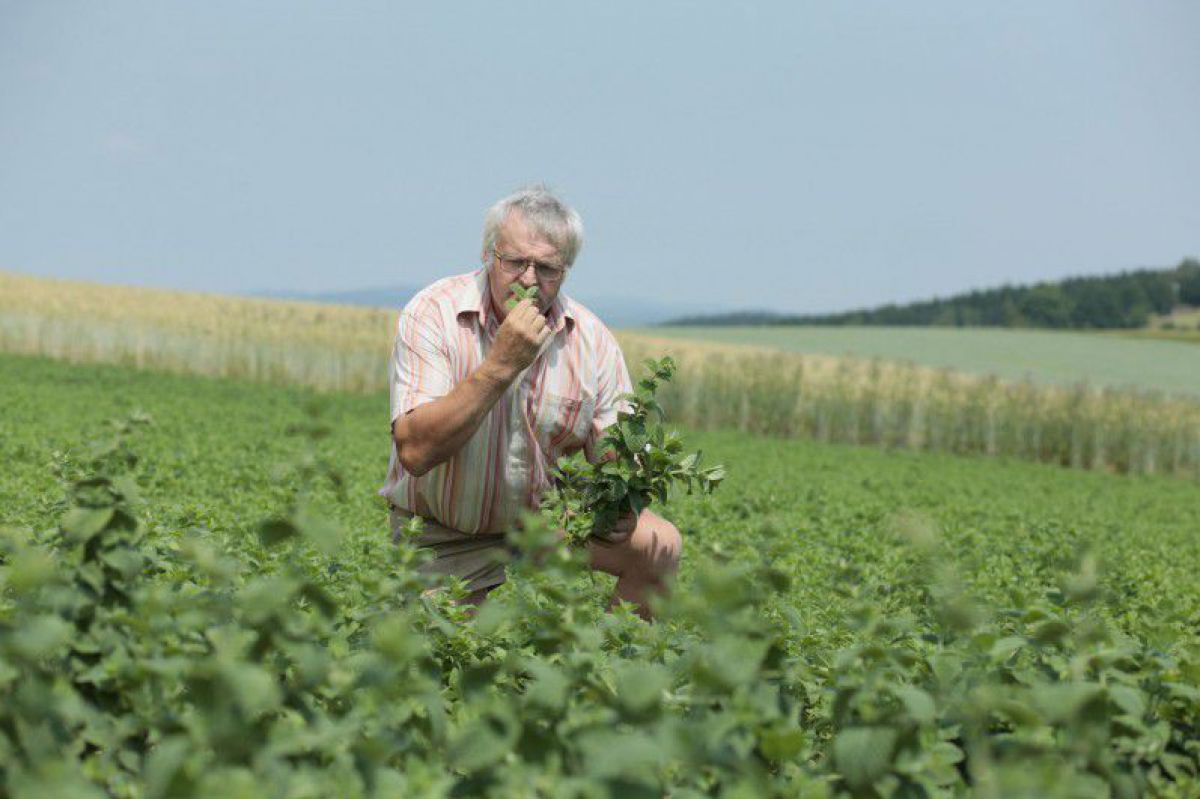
[539,356,725,544]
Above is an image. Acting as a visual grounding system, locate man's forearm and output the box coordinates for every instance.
[393,358,517,476]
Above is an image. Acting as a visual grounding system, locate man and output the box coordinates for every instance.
[380,186,682,621]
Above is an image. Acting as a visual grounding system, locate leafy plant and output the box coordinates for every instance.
[4,354,1200,797]
[505,282,539,310]
[539,356,725,544]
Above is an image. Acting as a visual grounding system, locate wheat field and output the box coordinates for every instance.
[4,270,1198,477]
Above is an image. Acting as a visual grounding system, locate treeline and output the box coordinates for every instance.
[667,258,1200,328]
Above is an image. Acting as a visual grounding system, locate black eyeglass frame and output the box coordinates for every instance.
[491,247,568,283]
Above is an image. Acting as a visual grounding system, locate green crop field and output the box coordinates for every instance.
[636,325,1200,398]
[4,351,1200,796]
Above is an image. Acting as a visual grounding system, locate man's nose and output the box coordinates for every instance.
[516,262,538,284]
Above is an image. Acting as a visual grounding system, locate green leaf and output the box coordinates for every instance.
[110,474,141,505]
[929,653,964,688]
[1107,684,1146,717]
[298,581,338,617]
[993,698,1042,727]
[504,282,539,310]
[449,712,519,773]
[929,741,964,766]
[2,548,57,594]
[692,635,767,690]
[295,508,342,555]
[761,727,809,763]
[833,726,898,792]
[12,614,72,659]
[575,728,664,780]
[61,506,115,542]
[76,561,107,594]
[613,661,670,715]
[523,660,569,712]
[257,517,297,547]
[220,662,283,718]
[372,614,427,663]
[238,575,297,623]
[143,736,195,799]
[458,662,503,699]
[893,685,936,725]
[1031,682,1106,724]
[621,419,649,453]
[989,635,1025,661]
[1030,619,1071,645]
[99,547,144,579]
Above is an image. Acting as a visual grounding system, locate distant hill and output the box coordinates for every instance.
[250,284,719,328]
[666,258,1200,330]
[250,286,422,310]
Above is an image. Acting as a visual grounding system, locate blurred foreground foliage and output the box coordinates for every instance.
[2,405,1200,798]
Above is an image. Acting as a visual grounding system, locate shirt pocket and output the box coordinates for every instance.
[534,388,596,455]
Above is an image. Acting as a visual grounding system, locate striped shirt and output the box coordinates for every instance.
[379,268,633,535]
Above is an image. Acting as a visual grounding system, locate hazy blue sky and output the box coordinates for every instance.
[2,1,1198,314]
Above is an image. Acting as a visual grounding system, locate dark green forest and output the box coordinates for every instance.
[667,257,1200,329]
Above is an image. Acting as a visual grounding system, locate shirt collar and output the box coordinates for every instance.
[545,290,575,334]
[456,267,575,334]
[452,267,490,321]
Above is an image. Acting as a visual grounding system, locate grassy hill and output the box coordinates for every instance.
[1132,305,1200,344]
[668,258,1200,333]
[635,325,1200,398]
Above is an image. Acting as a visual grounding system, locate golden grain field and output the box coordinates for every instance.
[3,270,1198,477]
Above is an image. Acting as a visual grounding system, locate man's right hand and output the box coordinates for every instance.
[487,299,553,379]
[397,301,545,474]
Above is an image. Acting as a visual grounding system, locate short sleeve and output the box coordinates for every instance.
[583,327,633,463]
[389,299,453,423]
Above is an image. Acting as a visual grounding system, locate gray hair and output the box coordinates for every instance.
[482,185,584,268]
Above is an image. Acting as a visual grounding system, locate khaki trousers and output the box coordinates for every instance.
[389,505,518,594]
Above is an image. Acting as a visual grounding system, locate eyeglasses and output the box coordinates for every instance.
[492,248,568,283]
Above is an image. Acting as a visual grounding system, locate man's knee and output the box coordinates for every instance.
[636,512,682,578]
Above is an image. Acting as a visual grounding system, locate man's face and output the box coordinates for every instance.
[483,210,567,322]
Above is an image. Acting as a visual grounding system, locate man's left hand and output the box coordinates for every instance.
[603,508,638,544]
